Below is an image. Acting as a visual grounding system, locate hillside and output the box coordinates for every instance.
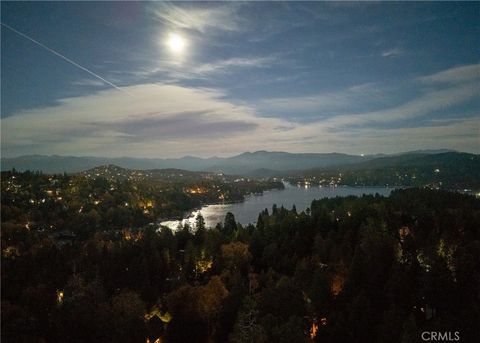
[289,152,480,190]
[80,164,219,183]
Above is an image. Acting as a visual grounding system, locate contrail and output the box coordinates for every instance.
[1,22,132,96]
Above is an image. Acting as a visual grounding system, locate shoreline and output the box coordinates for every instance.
[157,184,402,229]
[157,185,476,230]
[157,186,283,224]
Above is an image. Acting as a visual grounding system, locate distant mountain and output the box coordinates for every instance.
[207,151,369,174]
[395,149,456,155]
[344,152,478,171]
[1,151,371,174]
[1,149,472,176]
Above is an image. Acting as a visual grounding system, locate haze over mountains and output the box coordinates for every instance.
[1,149,468,175]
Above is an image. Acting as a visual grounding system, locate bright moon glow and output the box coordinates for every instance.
[166,33,186,54]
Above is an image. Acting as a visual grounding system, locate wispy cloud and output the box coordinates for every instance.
[258,82,392,120]
[259,64,479,128]
[192,57,275,75]
[71,79,108,87]
[381,47,404,58]
[417,63,480,85]
[327,81,478,127]
[151,2,244,33]
[122,55,278,84]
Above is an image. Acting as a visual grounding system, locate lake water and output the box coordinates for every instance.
[160,183,395,230]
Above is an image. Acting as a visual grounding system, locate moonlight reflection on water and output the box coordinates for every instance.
[160,184,395,230]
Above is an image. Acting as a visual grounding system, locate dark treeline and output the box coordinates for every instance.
[2,188,480,342]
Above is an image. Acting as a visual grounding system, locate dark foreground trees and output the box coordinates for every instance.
[2,188,480,342]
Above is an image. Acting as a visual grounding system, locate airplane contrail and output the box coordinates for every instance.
[1,22,132,96]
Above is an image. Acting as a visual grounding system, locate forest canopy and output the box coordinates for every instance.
[2,184,479,342]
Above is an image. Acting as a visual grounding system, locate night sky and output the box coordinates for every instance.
[1,1,479,157]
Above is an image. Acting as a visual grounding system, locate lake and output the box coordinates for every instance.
[160,183,395,230]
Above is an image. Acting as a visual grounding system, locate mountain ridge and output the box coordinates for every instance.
[1,149,466,175]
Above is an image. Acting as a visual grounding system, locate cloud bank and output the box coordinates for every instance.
[2,64,479,157]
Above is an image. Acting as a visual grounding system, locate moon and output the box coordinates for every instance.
[166,33,186,54]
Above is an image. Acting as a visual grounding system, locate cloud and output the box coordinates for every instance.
[326,81,478,127]
[259,64,479,127]
[258,82,392,120]
[381,47,404,57]
[0,81,363,157]
[340,117,479,153]
[151,3,244,33]
[2,64,479,158]
[192,57,275,75]
[123,56,278,85]
[337,64,480,126]
[417,63,480,85]
[0,83,292,157]
[93,111,258,142]
[71,79,108,87]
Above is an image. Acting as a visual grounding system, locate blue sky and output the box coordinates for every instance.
[1,1,479,157]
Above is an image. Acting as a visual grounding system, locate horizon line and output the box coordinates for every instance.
[1,148,470,161]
